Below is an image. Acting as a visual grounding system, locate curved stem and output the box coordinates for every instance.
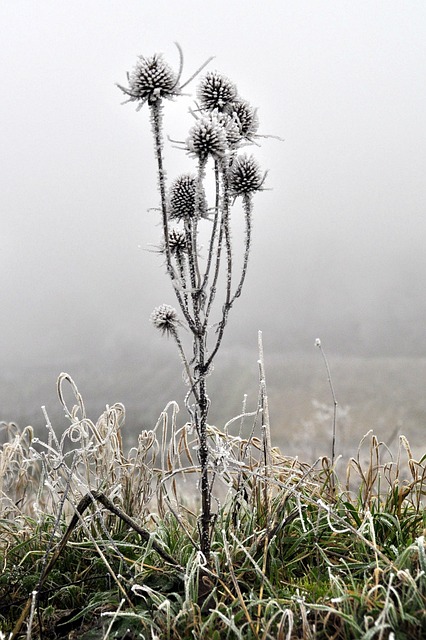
[150,102,196,333]
[171,328,199,405]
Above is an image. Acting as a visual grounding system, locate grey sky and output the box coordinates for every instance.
[1,0,426,365]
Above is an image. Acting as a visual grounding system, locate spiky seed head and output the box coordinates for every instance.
[226,99,259,141]
[123,53,179,106]
[168,228,187,256]
[169,174,207,220]
[187,114,228,161]
[197,71,238,111]
[150,304,180,335]
[229,154,264,196]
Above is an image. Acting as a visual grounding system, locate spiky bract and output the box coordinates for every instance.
[168,229,187,256]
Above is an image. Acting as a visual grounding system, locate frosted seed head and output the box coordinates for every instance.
[229,154,264,196]
[197,71,238,111]
[150,304,180,336]
[187,114,228,161]
[169,174,207,220]
[120,53,179,106]
[167,228,187,256]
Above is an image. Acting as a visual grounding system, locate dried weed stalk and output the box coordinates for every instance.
[118,45,271,560]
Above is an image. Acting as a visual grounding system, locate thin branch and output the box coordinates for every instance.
[202,160,222,323]
[150,102,196,333]
[230,193,252,305]
[315,338,338,470]
[204,161,232,371]
[11,491,182,639]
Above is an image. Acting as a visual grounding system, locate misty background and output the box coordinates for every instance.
[1,1,426,459]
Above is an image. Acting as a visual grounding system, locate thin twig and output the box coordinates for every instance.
[315,338,338,474]
[10,491,182,640]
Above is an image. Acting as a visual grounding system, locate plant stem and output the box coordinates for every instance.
[205,161,232,371]
[196,337,212,560]
[230,193,252,305]
[316,339,338,490]
[150,101,196,333]
[201,161,221,304]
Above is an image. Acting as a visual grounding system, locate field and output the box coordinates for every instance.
[2,346,426,460]
[1,346,425,639]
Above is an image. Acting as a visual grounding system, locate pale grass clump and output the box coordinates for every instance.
[0,422,42,519]
[0,335,303,533]
[345,429,426,518]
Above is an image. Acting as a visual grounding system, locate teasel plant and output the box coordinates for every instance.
[118,44,269,562]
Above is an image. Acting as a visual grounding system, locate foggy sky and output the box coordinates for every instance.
[1,0,426,367]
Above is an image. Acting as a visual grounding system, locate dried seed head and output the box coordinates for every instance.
[197,71,238,111]
[150,304,180,335]
[167,228,187,256]
[229,154,264,196]
[121,53,179,106]
[169,174,207,220]
[187,114,228,161]
[226,99,259,141]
